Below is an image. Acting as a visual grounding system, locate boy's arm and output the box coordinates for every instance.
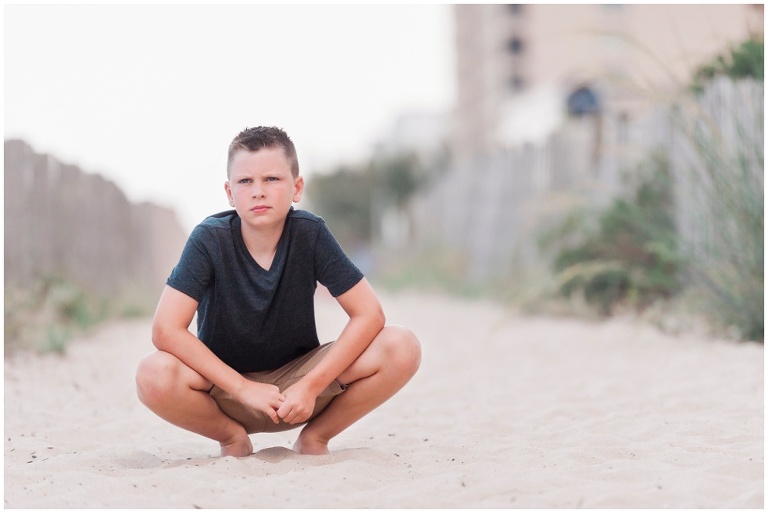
[152,285,285,423]
[277,278,385,424]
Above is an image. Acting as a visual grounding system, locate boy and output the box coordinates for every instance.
[136,126,421,457]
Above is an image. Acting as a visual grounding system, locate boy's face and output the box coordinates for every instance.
[225,147,304,232]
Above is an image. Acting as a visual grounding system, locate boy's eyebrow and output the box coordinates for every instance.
[230,168,291,179]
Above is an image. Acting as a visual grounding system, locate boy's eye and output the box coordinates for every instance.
[238,178,252,184]
[266,176,279,182]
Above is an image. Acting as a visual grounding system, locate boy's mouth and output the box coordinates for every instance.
[251,205,270,213]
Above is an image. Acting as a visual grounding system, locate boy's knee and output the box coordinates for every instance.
[135,351,179,407]
[379,325,421,376]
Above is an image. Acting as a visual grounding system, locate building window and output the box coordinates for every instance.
[507,4,524,16]
[566,85,601,116]
[507,37,524,55]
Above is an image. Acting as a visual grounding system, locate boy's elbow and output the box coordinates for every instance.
[373,306,386,332]
[357,306,385,334]
[151,321,174,351]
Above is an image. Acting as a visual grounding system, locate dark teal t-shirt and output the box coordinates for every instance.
[166,208,363,373]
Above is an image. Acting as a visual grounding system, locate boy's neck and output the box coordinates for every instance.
[239,220,286,269]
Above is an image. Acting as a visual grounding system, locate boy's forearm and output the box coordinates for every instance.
[298,312,385,395]
[296,278,385,396]
[153,326,248,398]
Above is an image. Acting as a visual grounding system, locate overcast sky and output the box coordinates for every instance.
[5,4,455,231]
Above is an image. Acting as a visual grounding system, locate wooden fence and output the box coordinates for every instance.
[4,139,188,306]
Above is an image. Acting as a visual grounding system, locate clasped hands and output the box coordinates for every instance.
[234,379,317,425]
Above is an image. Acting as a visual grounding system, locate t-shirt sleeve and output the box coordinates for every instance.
[166,224,214,302]
[314,221,364,297]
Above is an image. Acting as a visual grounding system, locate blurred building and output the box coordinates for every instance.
[452,3,764,162]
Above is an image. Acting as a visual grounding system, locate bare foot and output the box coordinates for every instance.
[219,434,253,457]
[293,433,330,455]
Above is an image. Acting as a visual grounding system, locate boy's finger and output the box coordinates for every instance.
[286,409,304,424]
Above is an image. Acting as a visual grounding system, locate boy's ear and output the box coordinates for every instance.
[293,176,304,203]
[224,181,235,207]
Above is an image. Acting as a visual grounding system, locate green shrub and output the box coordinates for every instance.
[541,152,681,315]
[691,38,764,93]
[673,82,763,341]
[307,153,431,250]
[4,276,149,354]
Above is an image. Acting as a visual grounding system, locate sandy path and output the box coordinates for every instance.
[4,291,763,508]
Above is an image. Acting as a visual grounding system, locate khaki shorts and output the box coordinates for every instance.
[209,342,346,434]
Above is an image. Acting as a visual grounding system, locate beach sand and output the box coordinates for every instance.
[4,291,763,508]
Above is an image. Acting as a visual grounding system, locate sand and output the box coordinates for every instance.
[4,291,763,508]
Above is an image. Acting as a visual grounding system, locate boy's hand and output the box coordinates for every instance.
[235,380,286,424]
[277,382,318,424]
